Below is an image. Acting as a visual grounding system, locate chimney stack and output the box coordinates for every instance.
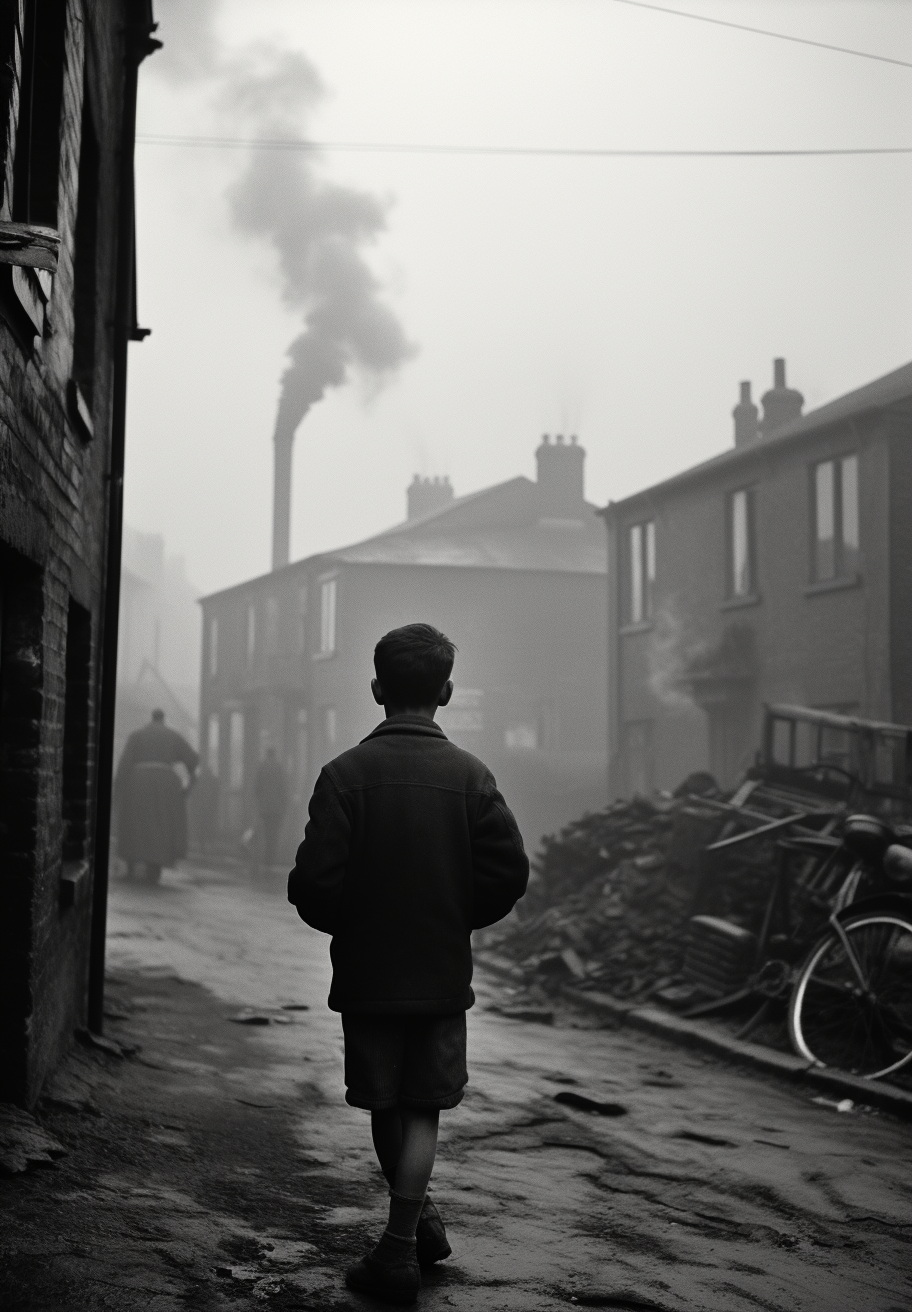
[760,357,803,436]
[407,474,454,521]
[536,434,585,515]
[732,380,759,447]
[272,428,294,570]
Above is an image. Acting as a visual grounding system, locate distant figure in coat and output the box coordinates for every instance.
[254,747,290,868]
[115,709,199,884]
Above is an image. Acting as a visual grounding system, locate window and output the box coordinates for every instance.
[812,455,859,582]
[320,578,337,655]
[298,585,308,652]
[208,616,218,677]
[727,487,756,598]
[246,603,256,668]
[206,713,220,776]
[12,0,68,226]
[71,74,99,412]
[62,600,91,862]
[264,595,279,655]
[627,520,655,624]
[228,710,244,789]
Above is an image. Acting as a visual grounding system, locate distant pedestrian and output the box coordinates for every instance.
[115,709,199,884]
[288,623,529,1304]
[254,747,289,868]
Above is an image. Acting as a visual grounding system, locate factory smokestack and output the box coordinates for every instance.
[217,48,414,570]
[272,431,294,570]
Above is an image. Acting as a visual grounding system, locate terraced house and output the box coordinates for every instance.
[199,436,608,859]
[0,1,158,1104]
[603,358,912,796]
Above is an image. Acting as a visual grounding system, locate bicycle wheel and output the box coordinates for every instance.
[788,913,912,1078]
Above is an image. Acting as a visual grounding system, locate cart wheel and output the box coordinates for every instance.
[788,912,912,1079]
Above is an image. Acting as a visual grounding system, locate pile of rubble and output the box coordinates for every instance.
[479,778,823,1002]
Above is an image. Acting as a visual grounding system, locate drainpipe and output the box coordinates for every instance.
[87,4,160,1034]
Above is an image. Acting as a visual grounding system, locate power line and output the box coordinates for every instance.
[608,0,912,71]
[136,134,912,159]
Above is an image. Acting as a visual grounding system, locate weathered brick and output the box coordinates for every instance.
[0,0,154,1107]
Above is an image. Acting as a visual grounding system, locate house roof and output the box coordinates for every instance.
[603,358,912,518]
[200,472,606,604]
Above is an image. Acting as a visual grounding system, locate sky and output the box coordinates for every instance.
[126,0,912,595]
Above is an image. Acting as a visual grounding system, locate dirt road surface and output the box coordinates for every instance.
[2,861,911,1311]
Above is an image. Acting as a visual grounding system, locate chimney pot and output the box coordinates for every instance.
[535,432,585,512]
[406,472,455,520]
[732,380,759,448]
[761,356,803,436]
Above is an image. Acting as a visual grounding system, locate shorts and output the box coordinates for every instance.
[341,1011,468,1111]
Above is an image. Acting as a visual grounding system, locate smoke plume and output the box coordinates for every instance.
[223,48,415,446]
[149,2,416,470]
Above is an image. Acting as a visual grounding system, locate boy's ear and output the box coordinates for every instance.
[438,680,454,707]
[371,678,385,706]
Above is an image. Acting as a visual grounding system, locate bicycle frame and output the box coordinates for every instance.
[828,880,912,995]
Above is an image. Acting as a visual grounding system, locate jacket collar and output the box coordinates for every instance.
[362,713,448,743]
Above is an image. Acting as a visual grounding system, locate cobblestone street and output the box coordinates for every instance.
[2,861,911,1311]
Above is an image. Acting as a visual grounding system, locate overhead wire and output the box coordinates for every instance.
[135,135,912,159]
[137,4,912,161]
[607,0,912,72]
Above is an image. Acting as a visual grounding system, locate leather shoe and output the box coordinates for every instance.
[346,1231,421,1305]
[416,1196,451,1266]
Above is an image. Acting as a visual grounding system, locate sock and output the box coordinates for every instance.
[385,1189,425,1240]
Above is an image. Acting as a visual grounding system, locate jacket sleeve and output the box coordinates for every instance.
[287,769,352,935]
[470,778,530,929]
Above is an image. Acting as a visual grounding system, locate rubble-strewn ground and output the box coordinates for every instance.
[2,860,911,1311]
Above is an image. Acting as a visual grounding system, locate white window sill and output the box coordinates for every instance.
[721,593,762,611]
[619,620,653,636]
[313,649,336,661]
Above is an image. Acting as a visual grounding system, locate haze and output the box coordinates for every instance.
[126,0,912,594]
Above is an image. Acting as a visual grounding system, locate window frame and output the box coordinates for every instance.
[245,602,256,669]
[208,615,218,678]
[810,453,859,583]
[319,576,337,656]
[625,519,656,625]
[726,485,757,600]
[206,712,220,777]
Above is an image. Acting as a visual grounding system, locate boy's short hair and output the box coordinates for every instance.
[374,623,456,705]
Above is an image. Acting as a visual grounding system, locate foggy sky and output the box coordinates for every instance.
[127,0,912,594]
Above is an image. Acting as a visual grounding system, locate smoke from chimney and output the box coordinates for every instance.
[221,51,416,568]
[147,9,416,571]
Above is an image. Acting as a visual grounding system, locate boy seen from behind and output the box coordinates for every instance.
[288,623,529,1304]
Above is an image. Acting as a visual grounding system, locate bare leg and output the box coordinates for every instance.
[393,1108,439,1198]
[370,1108,402,1187]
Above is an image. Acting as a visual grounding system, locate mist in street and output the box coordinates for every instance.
[4,3,912,1310]
[127,0,912,592]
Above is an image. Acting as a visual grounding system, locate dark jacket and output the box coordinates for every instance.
[288,714,529,1015]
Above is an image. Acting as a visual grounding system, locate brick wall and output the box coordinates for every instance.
[0,0,137,1106]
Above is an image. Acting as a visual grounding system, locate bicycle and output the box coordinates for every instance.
[788,814,912,1079]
